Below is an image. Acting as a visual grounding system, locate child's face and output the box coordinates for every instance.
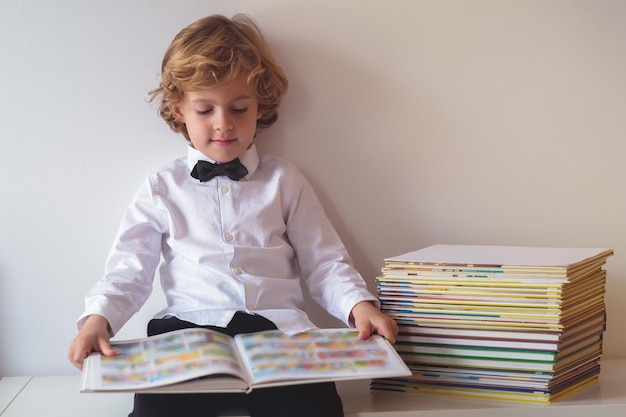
[172,75,261,163]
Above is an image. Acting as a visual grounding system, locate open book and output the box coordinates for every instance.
[80,327,410,393]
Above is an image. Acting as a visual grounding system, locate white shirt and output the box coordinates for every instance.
[79,144,378,336]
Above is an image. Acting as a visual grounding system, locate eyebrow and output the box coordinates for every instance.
[189,95,254,104]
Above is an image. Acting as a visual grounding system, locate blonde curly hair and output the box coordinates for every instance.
[149,14,288,140]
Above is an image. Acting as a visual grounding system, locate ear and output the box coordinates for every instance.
[171,103,186,123]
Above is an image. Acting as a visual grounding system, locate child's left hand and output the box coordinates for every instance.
[350,301,398,343]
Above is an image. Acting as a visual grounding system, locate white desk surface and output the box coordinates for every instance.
[2,359,625,417]
[0,377,30,415]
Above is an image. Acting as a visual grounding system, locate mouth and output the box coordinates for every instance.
[211,138,237,146]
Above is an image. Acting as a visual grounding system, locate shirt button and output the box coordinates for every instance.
[224,233,234,242]
[221,186,230,193]
[233,267,243,275]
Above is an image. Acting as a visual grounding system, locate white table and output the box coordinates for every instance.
[2,359,625,416]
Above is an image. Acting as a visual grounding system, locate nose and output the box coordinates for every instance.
[214,109,233,134]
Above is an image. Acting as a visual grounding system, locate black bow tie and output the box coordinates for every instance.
[191,159,249,182]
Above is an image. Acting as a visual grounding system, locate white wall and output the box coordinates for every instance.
[1,0,624,377]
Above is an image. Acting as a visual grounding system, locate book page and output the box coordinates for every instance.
[81,328,247,392]
[234,328,411,387]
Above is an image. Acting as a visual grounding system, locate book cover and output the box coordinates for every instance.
[385,245,613,272]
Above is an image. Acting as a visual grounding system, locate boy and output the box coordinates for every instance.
[68,14,397,417]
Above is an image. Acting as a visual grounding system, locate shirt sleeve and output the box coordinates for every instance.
[77,176,165,335]
[281,166,380,326]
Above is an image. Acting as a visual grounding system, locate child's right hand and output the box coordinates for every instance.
[67,314,116,370]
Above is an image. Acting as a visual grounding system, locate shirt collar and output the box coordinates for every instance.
[186,144,259,180]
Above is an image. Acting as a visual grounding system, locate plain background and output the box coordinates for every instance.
[1,0,624,377]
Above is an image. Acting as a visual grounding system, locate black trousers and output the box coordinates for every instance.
[128,313,344,417]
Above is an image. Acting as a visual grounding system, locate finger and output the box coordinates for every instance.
[68,347,89,370]
[356,320,374,340]
[378,319,398,343]
[98,338,116,357]
[379,327,397,344]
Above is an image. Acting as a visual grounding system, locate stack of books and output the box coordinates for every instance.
[372,244,613,403]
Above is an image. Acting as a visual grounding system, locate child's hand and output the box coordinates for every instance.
[350,301,398,344]
[67,314,116,370]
